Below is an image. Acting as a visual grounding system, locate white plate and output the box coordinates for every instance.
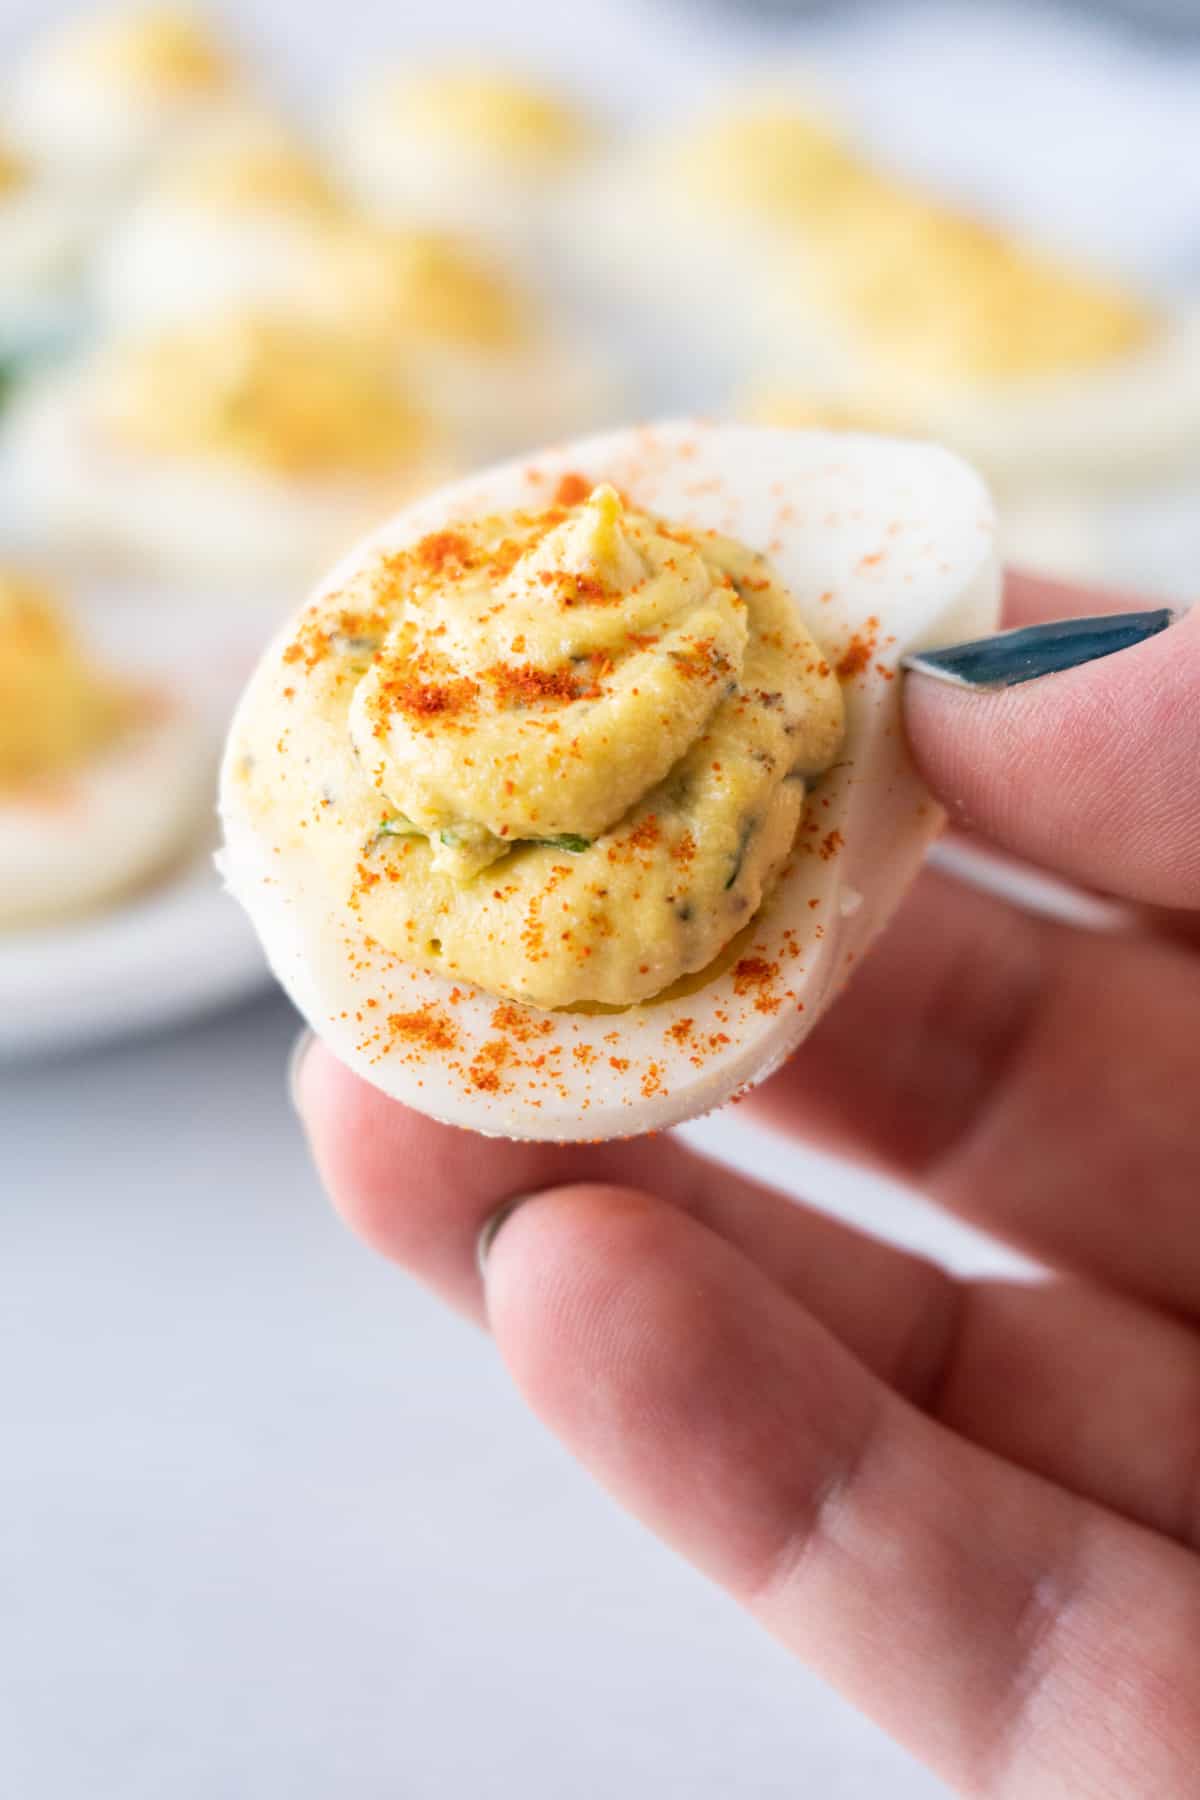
[0,832,269,1059]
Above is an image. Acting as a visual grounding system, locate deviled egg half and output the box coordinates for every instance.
[579,92,1200,585]
[4,311,444,591]
[747,201,1200,603]
[751,178,1200,494]
[5,5,244,199]
[329,65,593,270]
[647,96,1200,601]
[220,422,1000,1141]
[0,572,209,926]
[94,114,343,333]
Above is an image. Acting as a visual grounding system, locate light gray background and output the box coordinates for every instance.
[4,4,1198,1797]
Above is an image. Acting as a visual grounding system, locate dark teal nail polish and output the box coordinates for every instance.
[902,609,1174,690]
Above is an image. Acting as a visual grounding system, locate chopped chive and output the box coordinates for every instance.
[725,817,758,890]
[331,632,381,655]
[533,834,591,854]
[366,815,423,851]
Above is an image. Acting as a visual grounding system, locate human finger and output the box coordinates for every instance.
[904,597,1196,908]
[483,1184,1200,1795]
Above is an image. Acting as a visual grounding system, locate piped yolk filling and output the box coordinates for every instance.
[0,577,128,786]
[253,484,844,1009]
[59,8,233,94]
[315,225,528,354]
[94,314,428,477]
[0,144,30,197]
[380,69,587,165]
[166,142,340,216]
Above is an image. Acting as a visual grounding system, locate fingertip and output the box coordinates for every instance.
[483,1181,704,1400]
[900,604,1200,907]
[481,1183,665,1340]
[481,1177,870,1599]
[1001,569,1155,631]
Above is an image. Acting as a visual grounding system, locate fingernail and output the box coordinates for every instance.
[902,608,1174,690]
[287,1027,314,1120]
[477,1194,538,1280]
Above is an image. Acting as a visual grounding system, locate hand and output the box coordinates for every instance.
[293,577,1200,1798]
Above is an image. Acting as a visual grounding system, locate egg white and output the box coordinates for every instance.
[219,422,1000,1142]
[92,112,341,334]
[755,300,1200,493]
[1,703,210,927]
[95,194,331,334]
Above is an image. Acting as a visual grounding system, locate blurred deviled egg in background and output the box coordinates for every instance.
[562,96,863,387]
[301,222,621,463]
[0,570,209,927]
[635,91,1200,604]
[94,112,343,333]
[751,173,1200,489]
[748,186,1200,601]
[328,64,594,272]
[97,120,618,466]
[5,5,247,202]
[3,310,444,593]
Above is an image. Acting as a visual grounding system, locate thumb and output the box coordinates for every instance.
[903,591,1196,907]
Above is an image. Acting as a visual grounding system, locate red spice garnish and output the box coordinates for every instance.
[411,529,471,575]
[836,617,881,680]
[640,1063,664,1099]
[389,675,480,720]
[627,815,661,851]
[468,1038,512,1092]
[384,1006,458,1053]
[485,662,582,707]
[490,1002,553,1044]
[537,568,612,608]
[553,472,591,507]
[732,955,784,1015]
[732,956,778,995]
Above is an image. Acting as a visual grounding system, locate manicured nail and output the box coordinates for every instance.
[903,608,1174,690]
[477,1194,539,1279]
[287,1027,314,1119]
